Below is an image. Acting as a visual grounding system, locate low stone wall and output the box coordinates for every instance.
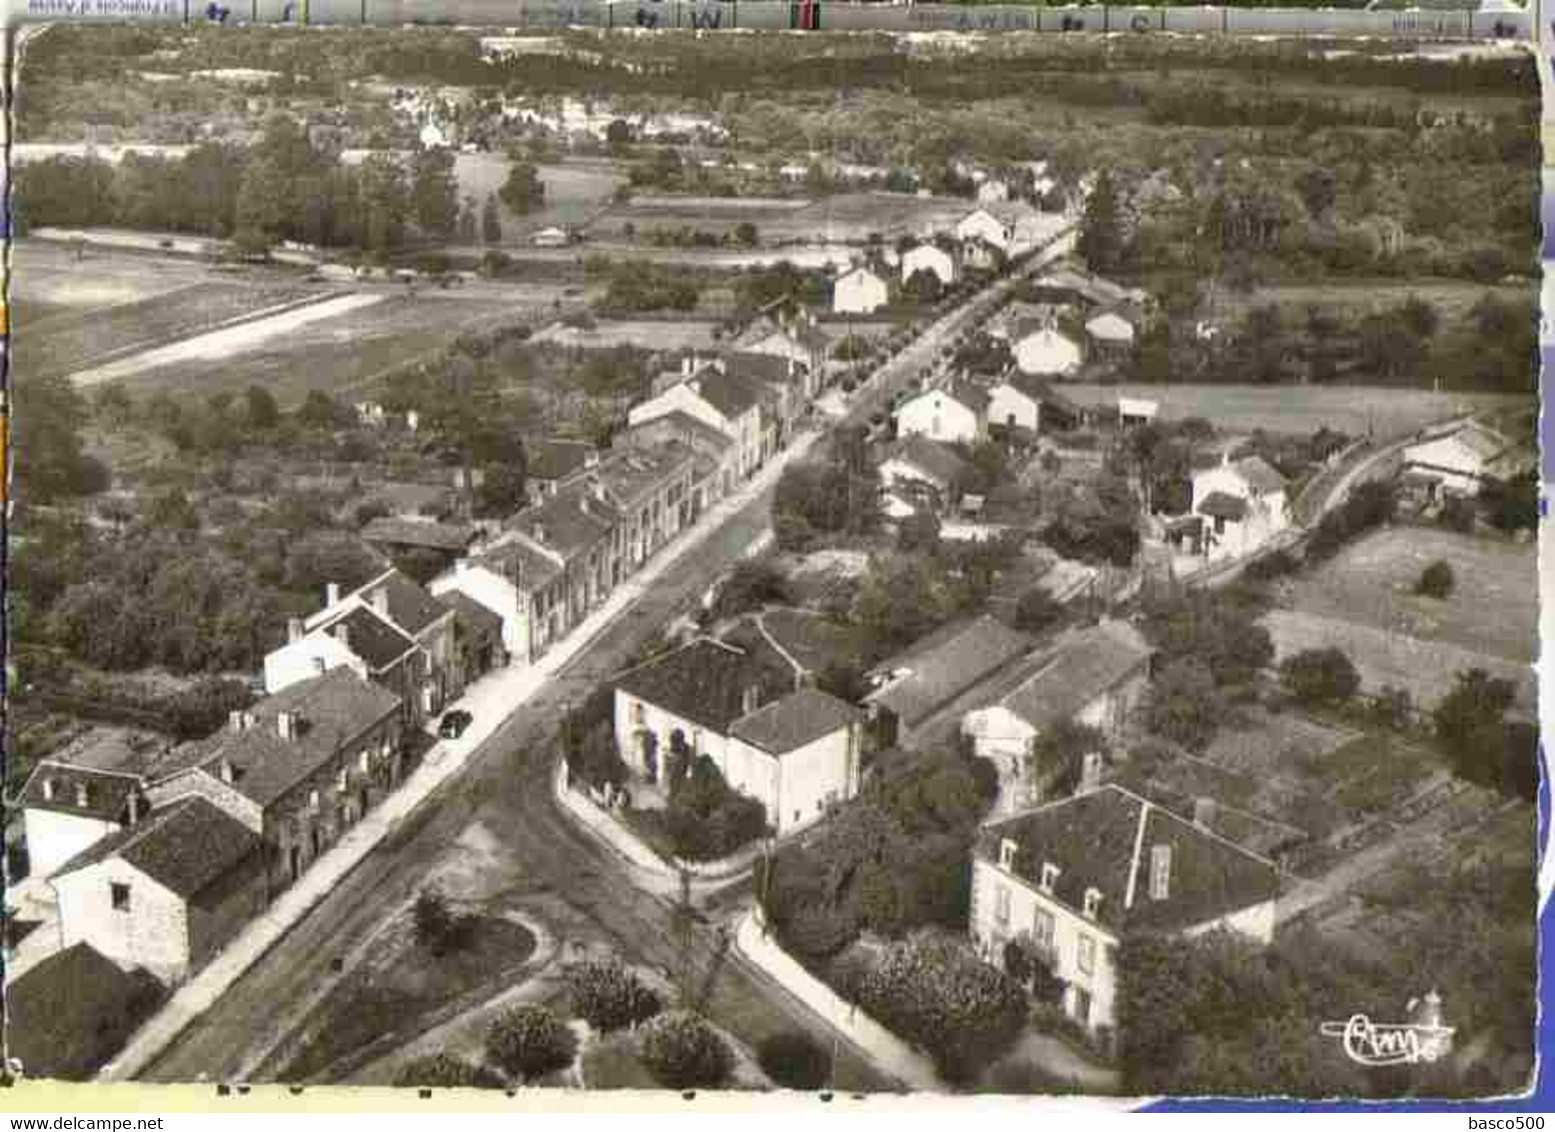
[732,908,940,1093]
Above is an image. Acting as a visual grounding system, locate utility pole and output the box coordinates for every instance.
[675,866,694,1009]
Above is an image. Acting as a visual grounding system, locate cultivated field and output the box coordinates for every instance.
[75,294,523,407]
[530,318,722,351]
[1211,279,1531,329]
[1281,527,1537,665]
[1058,382,1534,441]
[592,191,975,246]
[1262,608,1535,714]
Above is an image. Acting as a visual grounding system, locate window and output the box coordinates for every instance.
[1150,844,1172,901]
[630,700,645,726]
[309,790,321,812]
[793,810,800,824]
[1083,887,1102,920]
[360,751,372,774]
[1033,907,1055,951]
[110,883,131,913]
[337,768,349,793]
[42,778,55,802]
[998,838,1017,871]
[994,883,1011,925]
[1040,862,1061,894]
[76,783,91,808]
[1078,934,1096,976]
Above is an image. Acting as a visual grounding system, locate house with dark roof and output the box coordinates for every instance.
[893,382,990,446]
[989,373,1090,434]
[360,518,480,567]
[611,638,863,835]
[526,438,600,505]
[5,942,166,1079]
[735,314,833,386]
[141,665,404,900]
[628,359,769,486]
[265,569,450,723]
[506,478,622,643]
[430,536,562,667]
[877,435,971,516]
[960,620,1154,816]
[17,730,164,879]
[435,589,507,690]
[591,440,698,577]
[1401,420,1526,500]
[971,785,1279,1042]
[863,615,1035,748]
[50,796,267,984]
[621,409,738,514]
[1189,453,1291,565]
[720,608,875,689]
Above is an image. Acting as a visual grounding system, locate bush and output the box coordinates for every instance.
[639,1011,733,1090]
[485,1004,577,1082]
[411,887,473,957]
[1014,586,1064,634]
[393,1052,505,1089]
[711,560,792,621]
[564,959,664,1034]
[1279,647,1361,707]
[1416,559,1455,600]
[1242,549,1299,583]
[163,678,256,740]
[756,1031,830,1091]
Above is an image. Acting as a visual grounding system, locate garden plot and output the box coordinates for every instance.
[77,295,521,407]
[1058,382,1532,443]
[12,240,213,312]
[1281,527,1536,665]
[1262,608,1534,714]
[530,318,722,352]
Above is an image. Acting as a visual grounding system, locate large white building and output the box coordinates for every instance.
[1400,420,1526,500]
[1190,454,1290,564]
[1012,324,1083,378]
[612,639,863,837]
[892,383,990,445]
[901,243,957,288]
[970,785,1279,1043]
[832,264,889,315]
[629,359,768,485]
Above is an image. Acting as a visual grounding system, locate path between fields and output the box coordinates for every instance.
[68,292,389,387]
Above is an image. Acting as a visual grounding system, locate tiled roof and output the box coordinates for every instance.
[1000,373,1083,416]
[626,410,735,455]
[979,785,1280,936]
[1449,422,1513,463]
[1086,311,1136,342]
[593,440,696,511]
[722,609,874,680]
[5,942,165,1081]
[885,435,971,487]
[528,439,598,483]
[53,796,260,899]
[730,688,862,756]
[994,623,1152,732]
[152,666,403,807]
[315,603,419,672]
[471,535,564,594]
[865,615,1034,729]
[344,569,449,637]
[721,350,805,387]
[613,637,797,735]
[693,368,767,422]
[985,200,1042,225]
[436,589,505,640]
[508,479,618,561]
[21,762,142,822]
[1231,455,1287,494]
[1198,491,1249,521]
[360,518,477,552]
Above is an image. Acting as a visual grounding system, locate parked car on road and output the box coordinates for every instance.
[438,709,474,739]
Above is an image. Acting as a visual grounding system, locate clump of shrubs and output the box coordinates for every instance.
[393,1052,504,1090]
[485,1004,577,1083]
[411,886,475,957]
[564,958,663,1033]
[639,1011,733,1089]
[1416,559,1455,600]
[756,1031,830,1091]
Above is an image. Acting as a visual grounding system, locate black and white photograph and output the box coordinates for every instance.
[1,8,1543,1104]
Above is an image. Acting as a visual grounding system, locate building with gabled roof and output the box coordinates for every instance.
[1189,454,1291,564]
[526,438,600,504]
[1401,420,1525,499]
[612,639,863,836]
[971,784,1279,1041]
[50,796,267,984]
[5,942,166,1079]
[430,535,562,667]
[864,615,1034,748]
[893,382,990,445]
[878,434,971,515]
[629,358,768,485]
[361,517,479,557]
[833,263,889,316]
[1012,323,1083,378]
[901,241,957,289]
[17,730,165,880]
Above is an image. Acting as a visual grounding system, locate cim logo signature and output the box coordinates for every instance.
[1319,991,1455,1067]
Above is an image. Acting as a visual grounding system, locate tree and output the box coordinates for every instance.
[1014,585,1064,635]
[1077,168,1128,277]
[605,118,635,147]
[13,372,104,504]
[564,959,663,1034]
[485,1004,577,1083]
[1434,668,1517,780]
[734,221,758,248]
[639,1011,733,1089]
[499,162,546,216]
[897,509,942,555]
[393,1053,504,1090]
[411,145,460,239]
[1483,471,1537,533]
[1141,589,1273,687]
[245,384,280,430]
[481,194,503,243]
[903,267,942,305]
[1416,559,1455,600]
[1030,718,1109,798]
[458,194,478,243]
[296,389,346,431]
[1279,647,1361,707]
[411,886,474,956]
[756,1032,830,1091]
[475,462,528,519]
[1145,659,1224,752]
[711,560,792,621]
[148,488,201,534]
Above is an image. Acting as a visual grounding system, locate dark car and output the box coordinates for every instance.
[438,709,474,739]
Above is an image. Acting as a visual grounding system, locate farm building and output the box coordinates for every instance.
[1400,421,1530,499]
[832,264,889,315]
[971,786,1279,1043]
[1086,311,1137,360]
[893,382,990,445]
[1189,454,1291,565]
[531,227,570,248]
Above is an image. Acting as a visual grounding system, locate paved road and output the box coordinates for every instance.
[136,228,1076,1089]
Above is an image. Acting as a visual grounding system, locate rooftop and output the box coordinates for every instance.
[5,942,165,1081]
[626,410,735,455]
[979,785,1280,936]
[592,440,696,510]
[1198,491,1250,522]
[360,518,477,553]
[53,796,261,898]
[980,621,1152,733]
[338,568,450,638]
[884,435,972,487]
[729,687,862,756]
[613,637,797,735]
[435,588,505,639]
[722,608,875,680]
[865,614,1034,729]
[313,602,419,672]
[508,478,619,561]
[528,438,598,483]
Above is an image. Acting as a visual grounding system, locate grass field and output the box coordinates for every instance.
[1058,382,1533,442]
[13,240,213,312]
[1210,280,1531,329]
[530,318,722,351]
[592,190,974,245]
[1263,608,1534,713]
[1282,527,1537,665]
[91,294,523,407]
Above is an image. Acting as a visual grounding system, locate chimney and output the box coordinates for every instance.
[371,587,390,619]
[682,355,693,377]
[287,617,305,644]
[585,448,601,469]
[126,792,141,826]
[1221,450,1231,467]
[220,759,235,784]
[1193,797,1218,831]
[533,523,549,545]
[326,582,341,607]
[1081,750,1104,791]
[336,623,352,653]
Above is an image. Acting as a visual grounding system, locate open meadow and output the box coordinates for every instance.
[1058,383,1533,441]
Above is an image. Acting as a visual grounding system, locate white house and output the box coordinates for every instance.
[893,383,989,445]
[1086,311,1137,356]
[532,226,569,248]
[956,207,1010,252]
[833,264,889,316]
[611,639,862,837]
[1012,325,1083,377]
[430,539,561,665]
[629,359,767,483]
[1118,397,1159,429]
[970,785,1279,1041]
[901,243,957,288]
[1190,454,1291,564]
[955,202,1047,257]
[977,178,1011,204]
[1401,421,1521,499]
[48,796,267,984]
[960,621,1153,816]
[987,372,1072,434]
